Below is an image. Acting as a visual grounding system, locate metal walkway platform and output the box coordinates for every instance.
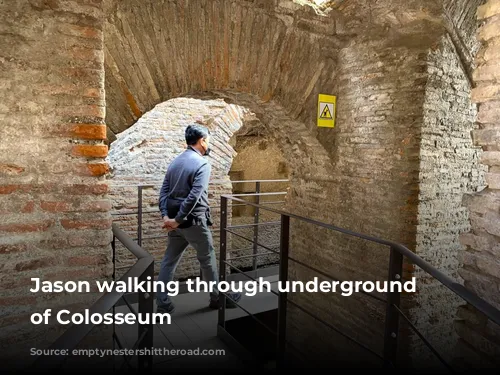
[113,274,278,371]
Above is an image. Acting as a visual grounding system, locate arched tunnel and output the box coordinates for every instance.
[0,0,499,372]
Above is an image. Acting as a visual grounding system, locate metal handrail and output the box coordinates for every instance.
[117,179,289,278]
[111,201,286,216]
[217,193,500,371]
[30,224,154,370]
[109,179,289,188]
[223,195,500,327]
[229,192,287,197]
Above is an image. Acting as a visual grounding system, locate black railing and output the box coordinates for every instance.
[216,194,500,371]
[30,223,154,372]
[111,179,288,274]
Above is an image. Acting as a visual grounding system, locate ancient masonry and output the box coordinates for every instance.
[0,0,111,355]
[457,0,500,367]
[0,0,499,368]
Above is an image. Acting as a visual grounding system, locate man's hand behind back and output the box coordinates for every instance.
[162,217,179,231]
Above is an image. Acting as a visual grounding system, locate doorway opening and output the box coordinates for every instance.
[105,96,290,281]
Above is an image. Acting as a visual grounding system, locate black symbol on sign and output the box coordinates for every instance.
[320,104,332,119]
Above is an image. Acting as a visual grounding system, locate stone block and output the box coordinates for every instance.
[485,172,500,189]
[473,61,500,82]
[470,209,500,237]
[477,100,500,124]
[484,37,500,62]
[481,151,500,166]
[471,84,500,103]
[471,128,500,146]
[463,190,500,214]
[478,16,500,42]
[459,268,500,309]
[477,1,500,20]
[458,249,477,268]
[459,231,500,258]
[476,253,500,279]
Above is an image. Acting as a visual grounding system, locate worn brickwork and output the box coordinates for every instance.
[0,0,110,365]
[457,0,500,368]
[411,33,487,367]
[286,37,429,364]
[229,134,289,270]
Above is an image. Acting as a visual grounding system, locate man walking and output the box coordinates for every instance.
[156,124,242,314]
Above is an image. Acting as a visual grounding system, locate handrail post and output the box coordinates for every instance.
[112,235,116,281]
[252,181,261,271]
[383,246,403,367]
[277,214,290,369]
[137,186,143,246]
[138,260,154,372]
[111,234,116,366]
[218,196,228,329]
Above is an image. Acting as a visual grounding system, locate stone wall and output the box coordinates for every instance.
[285,35,429,364]
[0,0,111,366]
[411,33,486,367]
[457,0,500,368]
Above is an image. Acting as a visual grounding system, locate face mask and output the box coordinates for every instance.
[200,138,211,156]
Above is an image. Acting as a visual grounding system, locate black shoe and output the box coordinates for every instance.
[209,293,242,309]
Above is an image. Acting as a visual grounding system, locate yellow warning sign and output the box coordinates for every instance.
[317,94,336,128]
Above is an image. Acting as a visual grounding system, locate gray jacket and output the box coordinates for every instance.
[159,146,211,226]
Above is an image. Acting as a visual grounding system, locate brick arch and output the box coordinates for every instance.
[102,0,339,174]
[106,89,333,179]
[102,1,340,242]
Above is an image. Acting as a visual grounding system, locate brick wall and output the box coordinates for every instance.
[229,134,289,270]
[285,37,427,363]
[410,32,487,367]
[456,0,500,368]
[0,0,110,365]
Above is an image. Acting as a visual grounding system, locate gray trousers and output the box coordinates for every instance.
[156,218,219,308]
